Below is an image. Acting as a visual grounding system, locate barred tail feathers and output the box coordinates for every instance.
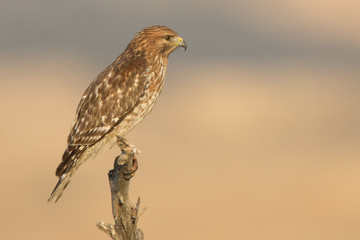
[48,172,73,203]
[48,145,88,203]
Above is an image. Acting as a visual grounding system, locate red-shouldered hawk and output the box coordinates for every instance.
[48,25,187,202]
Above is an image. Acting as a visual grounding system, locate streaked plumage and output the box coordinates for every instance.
[48,25,187,202]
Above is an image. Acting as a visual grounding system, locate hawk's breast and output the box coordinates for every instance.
[111,63,167,138]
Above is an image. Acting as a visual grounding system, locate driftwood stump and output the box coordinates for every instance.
[97,137,144,240]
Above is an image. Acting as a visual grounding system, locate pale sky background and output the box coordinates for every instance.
[1,1,360,240]
[1,0,359,68]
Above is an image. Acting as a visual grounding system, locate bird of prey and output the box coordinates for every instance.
[48,25,187,202]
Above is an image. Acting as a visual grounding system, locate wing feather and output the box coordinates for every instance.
[68,56,150,146]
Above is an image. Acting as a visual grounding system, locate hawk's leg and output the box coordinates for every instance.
[117,136,141,155]
[116,136,140,179]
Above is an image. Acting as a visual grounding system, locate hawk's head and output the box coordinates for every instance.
[127,25,187,57]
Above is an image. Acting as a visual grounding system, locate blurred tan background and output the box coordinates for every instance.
[1,1,360,239]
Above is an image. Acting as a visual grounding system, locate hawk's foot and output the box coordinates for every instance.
[123,155,138,180]
[115,154,138,180]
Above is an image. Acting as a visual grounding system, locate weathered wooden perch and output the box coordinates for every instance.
[97,137,144,240]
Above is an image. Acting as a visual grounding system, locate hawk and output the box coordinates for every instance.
[48,25,187,202]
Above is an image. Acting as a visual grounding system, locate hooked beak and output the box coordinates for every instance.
[178,37,187,51]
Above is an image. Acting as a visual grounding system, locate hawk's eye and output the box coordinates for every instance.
[164,35,173,41]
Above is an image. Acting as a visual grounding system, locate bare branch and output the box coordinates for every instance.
[97,137,144,240]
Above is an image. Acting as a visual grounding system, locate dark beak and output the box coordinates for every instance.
[178,37,187,51]
[181,41,187,51]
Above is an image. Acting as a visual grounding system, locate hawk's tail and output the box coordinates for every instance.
[48,145,88,203]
